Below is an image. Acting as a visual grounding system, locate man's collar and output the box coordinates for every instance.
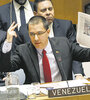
[13,0,20,10]
[13,0,29,10]
[24,0,31,10]
[49,22,53,29]
[45,40,52,53]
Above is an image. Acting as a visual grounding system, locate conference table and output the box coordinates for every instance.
[26,79,90,100]
[0,79,90,100]
[27,94,90,100]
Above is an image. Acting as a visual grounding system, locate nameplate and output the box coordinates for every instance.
[48,85,90,98]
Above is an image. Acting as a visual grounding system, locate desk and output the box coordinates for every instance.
[27,94,90,100]
[26,80,90,100]
[0,80,90,100]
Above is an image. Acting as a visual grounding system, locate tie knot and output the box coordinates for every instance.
[43,49,46,54]
[20,6,24,10]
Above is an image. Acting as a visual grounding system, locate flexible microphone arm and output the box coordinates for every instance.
[60,59,69,88]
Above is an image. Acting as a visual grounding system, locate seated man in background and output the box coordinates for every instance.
[1,16,90,84]
[17,0,85,80]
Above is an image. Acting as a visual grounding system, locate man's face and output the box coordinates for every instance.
[29,22,50,49]
[15,0,27,5]
[35,0,54,25]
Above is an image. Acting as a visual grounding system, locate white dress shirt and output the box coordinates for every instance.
[13,0,34,30]
[49,23,54,38]
[37,40,62,83]
[2,41,12,53]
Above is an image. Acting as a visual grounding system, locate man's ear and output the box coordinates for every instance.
[34,11,38,16]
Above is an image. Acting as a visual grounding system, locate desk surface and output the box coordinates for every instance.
[26,79,90,100]
[27,94,90,100]
[0,80,90,100]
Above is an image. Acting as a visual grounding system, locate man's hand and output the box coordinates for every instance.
[6,22,18,43]
[75,75,84,80]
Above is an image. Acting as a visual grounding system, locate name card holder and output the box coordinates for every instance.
[48,85,90,98]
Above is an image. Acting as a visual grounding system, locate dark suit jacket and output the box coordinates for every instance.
[53,19,84,75]
[14,18,84,75]
[1,37,90,84]
[0,32,6,65]
[53,19,76,42]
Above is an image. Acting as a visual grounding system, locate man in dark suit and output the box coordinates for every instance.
[34,0,85,79]
[16,0,84,79]
[1,16,90,84]
[0,0,34,85]
[0,0,34,50]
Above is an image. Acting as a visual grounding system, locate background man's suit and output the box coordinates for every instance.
[1,37,90,84]
[14,18,84,75]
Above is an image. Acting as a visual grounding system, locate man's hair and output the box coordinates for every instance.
[28,16,49,30]
[34,0,53,12]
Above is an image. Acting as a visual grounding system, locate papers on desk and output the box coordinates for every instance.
[0,79,90,96]
[38,79,90,95]
[40,79,90,89]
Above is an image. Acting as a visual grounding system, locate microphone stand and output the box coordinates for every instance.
[60,59,69,88]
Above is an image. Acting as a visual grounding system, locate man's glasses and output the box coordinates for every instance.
[29,30,47,37]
